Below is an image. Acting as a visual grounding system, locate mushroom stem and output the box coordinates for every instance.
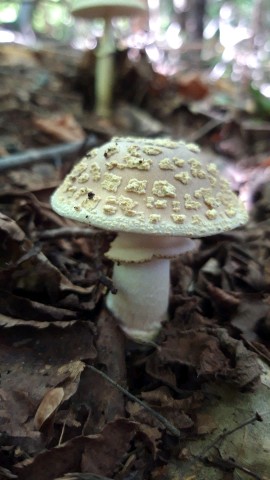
[106,258,170,342]
[95,18,115,117]
[105,232,196,342]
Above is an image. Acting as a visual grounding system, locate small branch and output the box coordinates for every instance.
[187,115,231,143]
[201,455,265,480]
[37,226,108,240]
[198,412,262,459]
[182,412,264,476]
[0,135,99,171]
[87,364,181,438]
[55,473,114,480]
[98,274,118,294]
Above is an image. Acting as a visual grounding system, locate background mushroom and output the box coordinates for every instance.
[51,136,248,342]
[71,0,148,117]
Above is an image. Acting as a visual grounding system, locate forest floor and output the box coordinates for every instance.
[0,42,270,480]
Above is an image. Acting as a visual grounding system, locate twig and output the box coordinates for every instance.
[0,135,99,171]
[187,115,231,143]
[58,417,67,446]
[98,274,118,294]
[37,226,108,240]
[201,455,265,480]
[182,412,264,476]
[87,364,181,438]
[55,473,114,480]
[197,412,262,459]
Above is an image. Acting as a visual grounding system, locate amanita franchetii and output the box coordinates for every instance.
[51,137,248,342]
[71,0,148,117]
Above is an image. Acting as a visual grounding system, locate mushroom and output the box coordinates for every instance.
[51,137,248,342]
[71,0,148,117]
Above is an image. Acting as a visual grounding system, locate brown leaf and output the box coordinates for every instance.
[14,419,138,480]
[0,290,78,323]
[215,329,262,389]
[33,114,85,142]
[196,412,217,435]
[79,311,126,435]
[0,212,31,267]
[231,297,269,342]
[0,466,18,479]
[0,312,75,329]
[126,400,193,432]
[0,324,96,453]
[136,424,162,459]
[147,329,229,380]
[177,72,209,101]
[81,419,137,474]
[205,282,240,312]
[34,388,64,430]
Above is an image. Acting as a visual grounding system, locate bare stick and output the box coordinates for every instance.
[187,115,231,143]
[55,473,114,480]
[0,135,98,171]
[198,412,262,458]
[182,412,264,476]
[37,226,107,240]
[202,455,265,480]
[87,364,181,438]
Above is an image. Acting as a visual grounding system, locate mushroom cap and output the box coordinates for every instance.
[71,0,148,18]
[51,137,248,238]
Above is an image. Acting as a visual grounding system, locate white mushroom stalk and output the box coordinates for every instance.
[106,232,196,341]
[95,19,115,117]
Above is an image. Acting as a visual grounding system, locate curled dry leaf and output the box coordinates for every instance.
[0,211,98,328]
[176,72,209,101]
[0,212,31,267]
[0,325,95,454]
[0,466,18,479]
[57,360,86,401]
[34,387,64,430]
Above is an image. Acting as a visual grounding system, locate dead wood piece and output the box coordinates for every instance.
[37,226,105,240]
[0,135,99,171]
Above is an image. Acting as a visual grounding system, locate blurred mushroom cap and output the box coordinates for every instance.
[71,0,148,18]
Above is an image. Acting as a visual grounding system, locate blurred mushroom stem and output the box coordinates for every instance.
[105,232,196,342]
[95,19,115,117]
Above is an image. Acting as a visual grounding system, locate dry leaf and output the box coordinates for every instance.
[33,114,85,142]
[34,387,64,430]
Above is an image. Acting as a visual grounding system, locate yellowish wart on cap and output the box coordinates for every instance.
[171,213,186,224]
[184,194,201,210]
[154,200,168,209]
[143,146,162,156]
[149,214,161,223]
[126,178,148,194]
[89,162,101,181]
[152,180,176,198]
[101,172,122,192]
[205,209,218,220]
[174,172,191,185]
[104,145,119,158]
[159,158,175,170]
[173,157,185,167]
